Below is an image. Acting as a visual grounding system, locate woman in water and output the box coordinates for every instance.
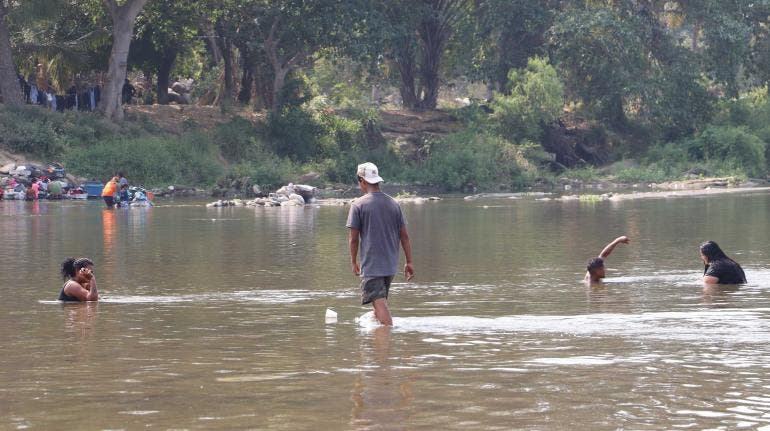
[700,241,746,285]
[59,257,98,301]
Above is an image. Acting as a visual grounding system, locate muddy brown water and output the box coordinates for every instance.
[2,192,770,429]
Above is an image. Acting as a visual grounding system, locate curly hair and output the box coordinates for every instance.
[60,257,94,280]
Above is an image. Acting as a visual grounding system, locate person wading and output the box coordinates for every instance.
[346,162,415,325]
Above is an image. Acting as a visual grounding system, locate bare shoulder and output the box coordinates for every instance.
[64,280,83,290]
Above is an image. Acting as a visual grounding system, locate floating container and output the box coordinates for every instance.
[84,181,104,198]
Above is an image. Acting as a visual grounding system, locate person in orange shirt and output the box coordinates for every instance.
[101,177,119,208]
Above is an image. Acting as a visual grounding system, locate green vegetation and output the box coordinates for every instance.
[3,1,770,192]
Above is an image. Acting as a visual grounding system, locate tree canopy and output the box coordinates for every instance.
[0,0,768,141]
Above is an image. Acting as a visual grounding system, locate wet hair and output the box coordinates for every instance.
[61,257,94,280]
[700,240,746,279]
[586,257,604,273]
[699,241,728,262]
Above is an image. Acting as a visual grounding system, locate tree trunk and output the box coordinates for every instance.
[263,18,311,112]
[0,6,22,106]
[215,23,234,104]
[272,67,288,111]
[142,69,153,104]
[253,61,273,110]
[100,0,148,122]
[417,18,447,110]
[203,22,222,66]
[157,49,177,105]
[396,54,419,110]
[237,50,253,104]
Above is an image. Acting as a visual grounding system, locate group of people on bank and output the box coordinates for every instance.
[60,162,748,326]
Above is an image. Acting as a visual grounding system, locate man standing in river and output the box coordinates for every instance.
[347,162,415,325]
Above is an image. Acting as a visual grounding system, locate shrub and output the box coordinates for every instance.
[424,130,539,191]
[228,157,298,189]
[266,107,322,161]
[63,132,221,187]
[686,126,766,177]
[213,118,264,161]
[491,57,564,142]
[316,111,364,157]
[611,166,668,183]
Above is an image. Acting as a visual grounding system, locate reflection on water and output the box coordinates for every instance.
[350,326,415,431]
[2,192,770,429]
[62,302,99,341]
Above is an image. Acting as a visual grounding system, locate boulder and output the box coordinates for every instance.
[167,90,188,105]
[0,163,15,174]
[288,193,305,205]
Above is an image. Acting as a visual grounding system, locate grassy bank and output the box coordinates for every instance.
[1,91,768,193]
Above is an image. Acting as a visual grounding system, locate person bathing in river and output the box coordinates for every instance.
[59,257,98,301]
[700,241,746,285]
[585,236,630,283]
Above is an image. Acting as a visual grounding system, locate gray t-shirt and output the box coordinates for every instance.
[346,192,406,277]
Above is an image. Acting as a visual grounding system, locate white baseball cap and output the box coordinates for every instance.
[356,162,384,184]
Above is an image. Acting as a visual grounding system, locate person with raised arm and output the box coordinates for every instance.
[585,236,630,283]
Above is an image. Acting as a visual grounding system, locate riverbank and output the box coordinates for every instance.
[454,176,770,205]
[2,104,769,198]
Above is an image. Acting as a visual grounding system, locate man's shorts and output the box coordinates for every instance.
[360,276,394,305]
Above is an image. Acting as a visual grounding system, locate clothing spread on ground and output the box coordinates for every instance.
[704,258,747,284]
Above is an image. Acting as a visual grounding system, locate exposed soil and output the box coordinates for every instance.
[125,104,264,133]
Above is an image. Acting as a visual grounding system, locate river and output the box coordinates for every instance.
[1,191,770,430]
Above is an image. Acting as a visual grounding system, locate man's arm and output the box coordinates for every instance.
[349,228,360,276]
[400,225,414,281]
[703,275,720,285]
[598,236,630,259]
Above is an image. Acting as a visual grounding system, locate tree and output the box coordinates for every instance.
[665,0,752,97]
[491,57,564,142]
[10,0,110,91]
[100,0,148,122]
[0,2,22,105]
[551,6,648,127]
[472,0,556,93]
[130,0,199,104]
[257,0,365,110]
[375,0,471,110]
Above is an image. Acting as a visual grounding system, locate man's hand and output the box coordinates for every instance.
[404,263,414,281]
[599,235,631,259]
[352,262,360,276]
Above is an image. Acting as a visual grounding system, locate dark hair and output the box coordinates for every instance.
[700,240,746,280]
[61,257,94,280]
[586,257,604,272]
[700,241,728,262]
[117,171,125,177]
